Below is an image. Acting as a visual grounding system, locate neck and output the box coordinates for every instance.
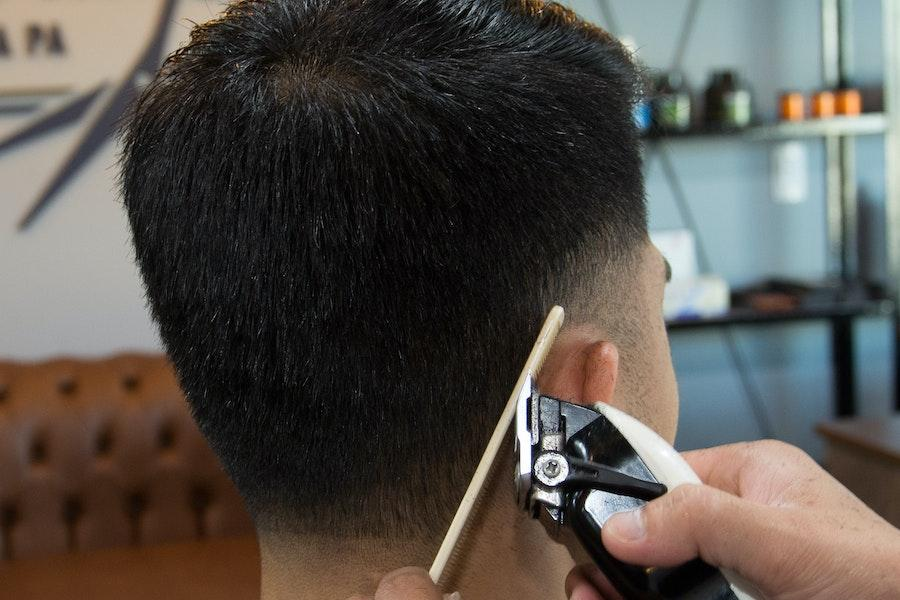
[259,460,576,599]
[260,533,434,599]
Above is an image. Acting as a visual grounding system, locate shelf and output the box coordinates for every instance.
[748,113,889,140]
[667,297,894,330]
[644,113,888,143]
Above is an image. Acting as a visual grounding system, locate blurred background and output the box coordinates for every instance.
[569,0,897,458]
[3,0,896,455]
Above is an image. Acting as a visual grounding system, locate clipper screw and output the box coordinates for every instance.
[534,452,569,487]
[543,459,561,478]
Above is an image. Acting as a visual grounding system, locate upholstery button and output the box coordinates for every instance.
[157,424,176,451]
[30,438,48,465]
[95,429,113,457]
[63,496,83,525]
[126,491,147,519]
[1,503,18,528]
[58,377,77,396]
[1,503,18,559]
[122,374,140,392]
[190,485,213,539]
[190,485,212,512]
[125,491,148,545]
[63,496,83,552]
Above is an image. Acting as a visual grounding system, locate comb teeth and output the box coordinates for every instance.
[429,306,565,585]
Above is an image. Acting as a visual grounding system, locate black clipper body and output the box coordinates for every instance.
[515,377,747,600]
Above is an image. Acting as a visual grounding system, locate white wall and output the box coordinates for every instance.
[0,0,225,359]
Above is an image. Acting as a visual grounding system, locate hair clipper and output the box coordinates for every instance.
[513,321,755,599]
[431,306,755,599]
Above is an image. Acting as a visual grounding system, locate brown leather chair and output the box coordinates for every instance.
[0,354,254,561]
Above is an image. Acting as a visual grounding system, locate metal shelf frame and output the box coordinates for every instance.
[885,0,900,412]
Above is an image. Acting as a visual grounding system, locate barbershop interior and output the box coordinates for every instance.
[1,0,899,598]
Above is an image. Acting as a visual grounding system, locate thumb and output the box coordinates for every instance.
[600,484,775,576]
[373,567,449,600]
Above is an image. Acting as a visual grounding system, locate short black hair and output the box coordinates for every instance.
[120,0,646,537]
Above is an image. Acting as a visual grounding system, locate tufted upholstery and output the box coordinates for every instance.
[0,354,254,561]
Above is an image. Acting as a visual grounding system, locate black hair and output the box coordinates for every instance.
[119,0,646,537]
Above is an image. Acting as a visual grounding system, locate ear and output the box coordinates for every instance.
[580,341,619,408]
[538,337,620,407]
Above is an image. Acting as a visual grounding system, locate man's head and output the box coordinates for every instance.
[120,0,675,542]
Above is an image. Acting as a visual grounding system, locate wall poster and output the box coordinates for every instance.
[1,0,225,358]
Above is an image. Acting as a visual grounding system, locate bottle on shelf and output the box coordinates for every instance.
[779,92,806,121]
[619,35,653,133]
[812,90,836,118]
[835,88,862,116]
[779,87,863,122]
[652,70,692,133]
[704,70,752,129]
[634,94,653,133]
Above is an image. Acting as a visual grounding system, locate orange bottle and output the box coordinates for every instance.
[812,91,836,118]
[780,92,806,121]
[835,88,862,115]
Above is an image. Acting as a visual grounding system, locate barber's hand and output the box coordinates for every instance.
[567,440,900,600]
[347,567,461,600]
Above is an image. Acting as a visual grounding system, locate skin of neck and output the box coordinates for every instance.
[259,439,578,599]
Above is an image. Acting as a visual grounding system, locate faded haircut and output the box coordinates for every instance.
[119,0,647,538]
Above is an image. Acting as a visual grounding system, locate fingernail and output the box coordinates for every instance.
[605,509,646,541]
[444,593,462,600]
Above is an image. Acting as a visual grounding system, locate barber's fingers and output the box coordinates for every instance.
[372,567,452,600]
[566,564,623,600]
[600,483,779,578]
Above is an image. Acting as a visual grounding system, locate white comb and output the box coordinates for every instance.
[429,306,565,584]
